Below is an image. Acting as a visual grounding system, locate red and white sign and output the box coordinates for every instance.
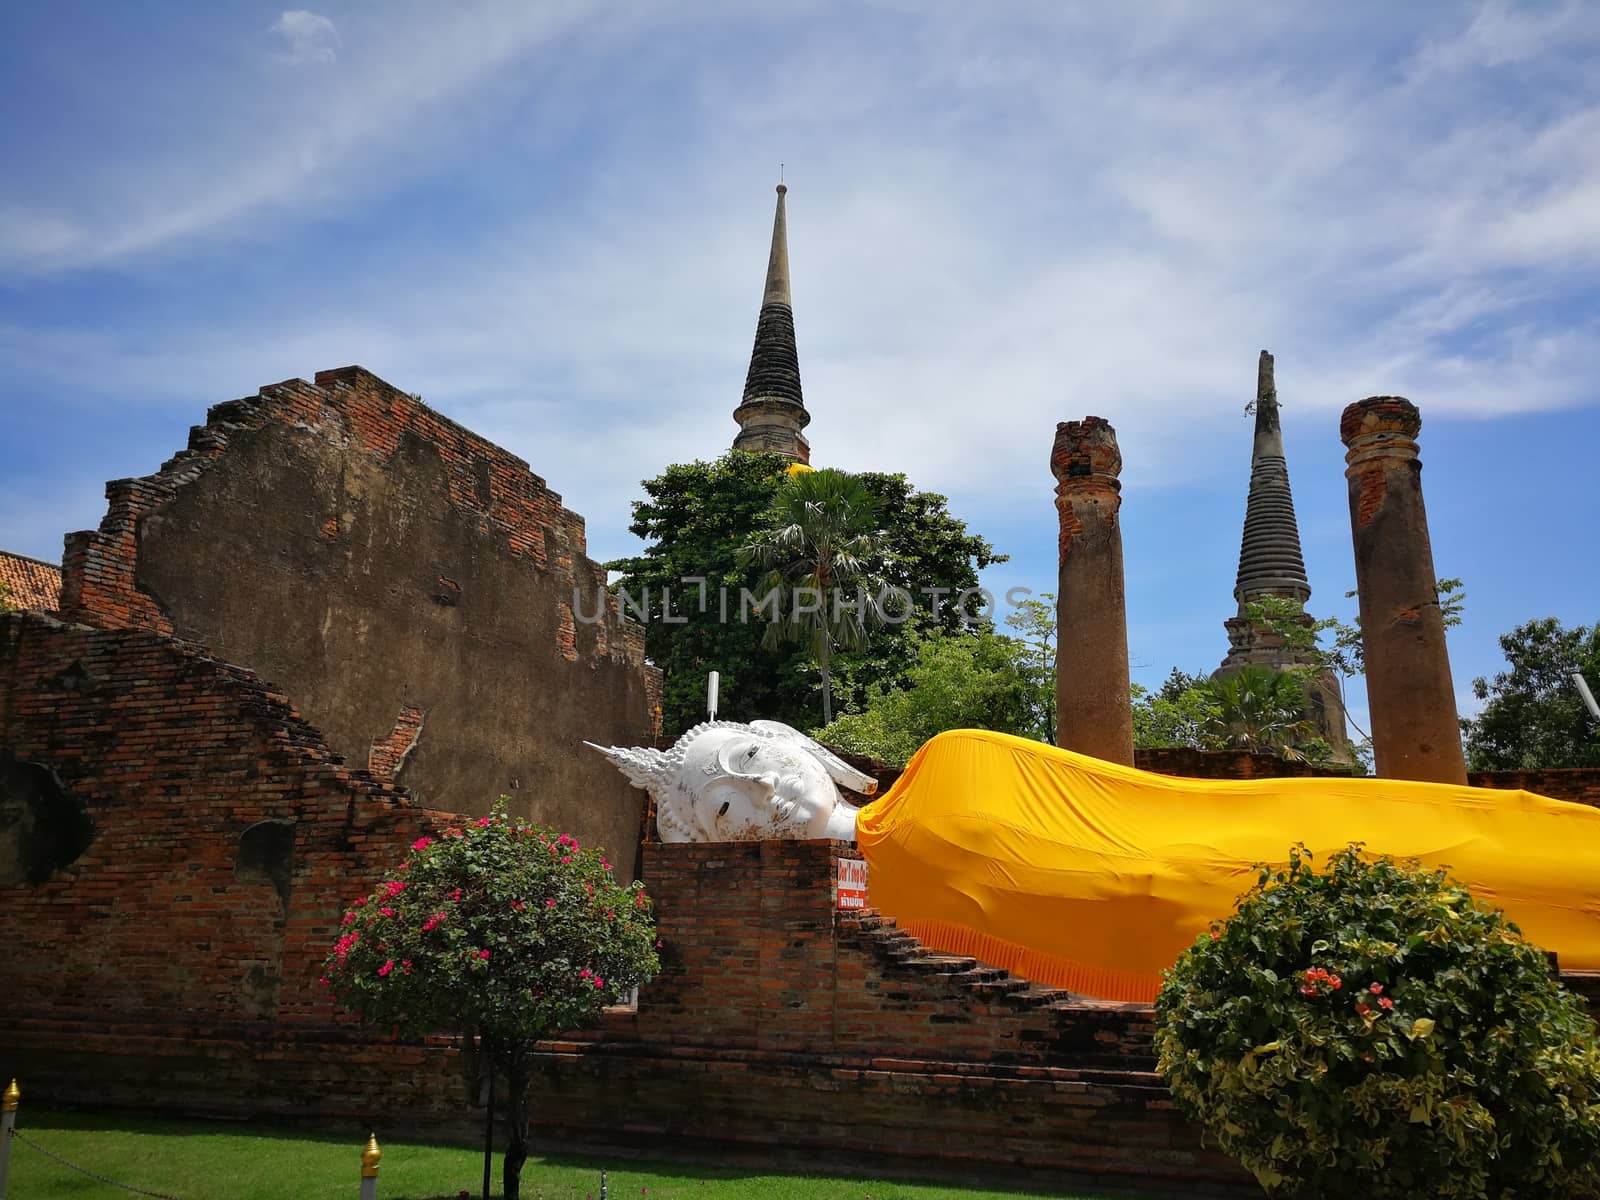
[836,857,869,910]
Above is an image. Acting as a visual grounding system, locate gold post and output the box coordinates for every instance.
[360,1132,381,1178]
[1,1081,18,1113]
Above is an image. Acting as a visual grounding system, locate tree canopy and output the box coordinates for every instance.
[608,452,1002,734]
[814,626,1050,765]
[1463,616,1600,770]
[739,467,885,725]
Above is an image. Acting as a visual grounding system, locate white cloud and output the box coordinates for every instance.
[270,10,340,65]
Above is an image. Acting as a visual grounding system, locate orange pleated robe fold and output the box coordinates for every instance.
[854,730,1600,1003]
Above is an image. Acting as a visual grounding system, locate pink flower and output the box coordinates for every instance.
[476,816,492,827]
[656,940,663,949]
[546,899,557,908]
[378,960,395,977]
[601,857,611,872]
[478,949,491,960]
[398,861,409,871]
[511,901,525,911]
[579,968,593,979]
[341,912,357,926]
[402,959,413,973]
[412,837,433,851]
[319,975,331,987]
[384,880,406,898]
[451,889,463,902]
[561,856,573,865]
[1379,997,1394,1011]
[379,906,395,918]
[592,976,604,989]
[1369,982,1384,995]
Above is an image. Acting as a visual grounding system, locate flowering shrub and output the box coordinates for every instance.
[325,803,658,1199]
[1155,845,1600,1199]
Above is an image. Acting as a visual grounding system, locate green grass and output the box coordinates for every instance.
[6,1109,1129,1200]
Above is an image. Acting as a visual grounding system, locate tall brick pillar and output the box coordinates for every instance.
[1052,417,1134,765]
[1340,397,1467,784]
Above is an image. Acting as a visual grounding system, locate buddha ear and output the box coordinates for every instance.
[748,720,878,795]
[713,736,775,783]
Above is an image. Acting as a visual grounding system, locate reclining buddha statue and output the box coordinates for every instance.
[593,725,1600,1002]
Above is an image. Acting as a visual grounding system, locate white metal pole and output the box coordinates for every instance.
[1574,672,1600,721]
[707,671,720,722]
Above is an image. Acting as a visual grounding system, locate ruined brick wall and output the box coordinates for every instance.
[0,828,1251,1194]
[57,367,659,872]
[0,611,457,1025]
[1134,747,1348,779]
[1472,768,1600,809]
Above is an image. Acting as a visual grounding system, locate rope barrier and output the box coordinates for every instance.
[9,1127,186,1200]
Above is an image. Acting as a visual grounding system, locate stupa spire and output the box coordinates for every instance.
[1232,350,1310,613]
[733,183,810,462]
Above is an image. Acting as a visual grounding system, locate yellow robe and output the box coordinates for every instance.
[854,729,1600,1003]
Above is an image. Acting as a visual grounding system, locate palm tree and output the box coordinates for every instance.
[738,468,884,725]
[1200,665,1318,760]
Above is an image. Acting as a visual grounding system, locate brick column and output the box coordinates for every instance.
[1340,397,1467,784]
[1051,418,1134,765]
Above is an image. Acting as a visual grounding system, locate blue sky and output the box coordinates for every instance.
[2,2,1597,733]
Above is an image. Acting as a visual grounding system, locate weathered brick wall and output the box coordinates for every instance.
[0,611,457,1025]
[1135,747,1349,779]
[0,828,1251,1194]
[56,366,660,870]
[1472,768,1600,809]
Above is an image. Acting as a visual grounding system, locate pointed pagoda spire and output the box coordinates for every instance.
[733,183,811,462]
[1232,350,1310,613]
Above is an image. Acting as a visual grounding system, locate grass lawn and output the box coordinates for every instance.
[6,1109,1133,1200]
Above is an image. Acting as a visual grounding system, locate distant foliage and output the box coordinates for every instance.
[815,627,1048,766]
[1156,846,1600,1199]
[1463,617,1600,770]
[609,452,1000,735]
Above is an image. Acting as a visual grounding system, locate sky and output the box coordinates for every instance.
[2,2,1597,734]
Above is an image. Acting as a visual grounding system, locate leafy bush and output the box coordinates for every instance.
[324,804,658,1199]
[1155,845,1600,1198]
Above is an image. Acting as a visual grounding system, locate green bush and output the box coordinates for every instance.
[1155,845,1600,1198]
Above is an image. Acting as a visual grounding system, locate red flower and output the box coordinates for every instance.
[601,857,612,872]
[384,880,406,898]
[451,889,462,902]
[546,898,557,908]
[656,939,663,949]
[476,816,492,827]
[341,912,357,926]
[478,949,491,960]
[378,960,395,977]
[412,836,433,851]
[379,906,395,918]
[1369,982,1384,994]
[1356,1002,1372,1017]
[1379,997,1394,1010]
[561,856,573,865]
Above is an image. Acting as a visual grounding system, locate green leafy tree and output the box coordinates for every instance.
[1464,617,1600,770]
[814,627,1047,765]
[1245,578,1466,763]
[1005,591,1057,743]
[739,468,885,725]
[1132,668,1223,751]
[1157,845,1600,1198]
[608,453,1001,734]
[0,581,13,613]
[1198,664,1318,761]
[324,807,659,1200]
